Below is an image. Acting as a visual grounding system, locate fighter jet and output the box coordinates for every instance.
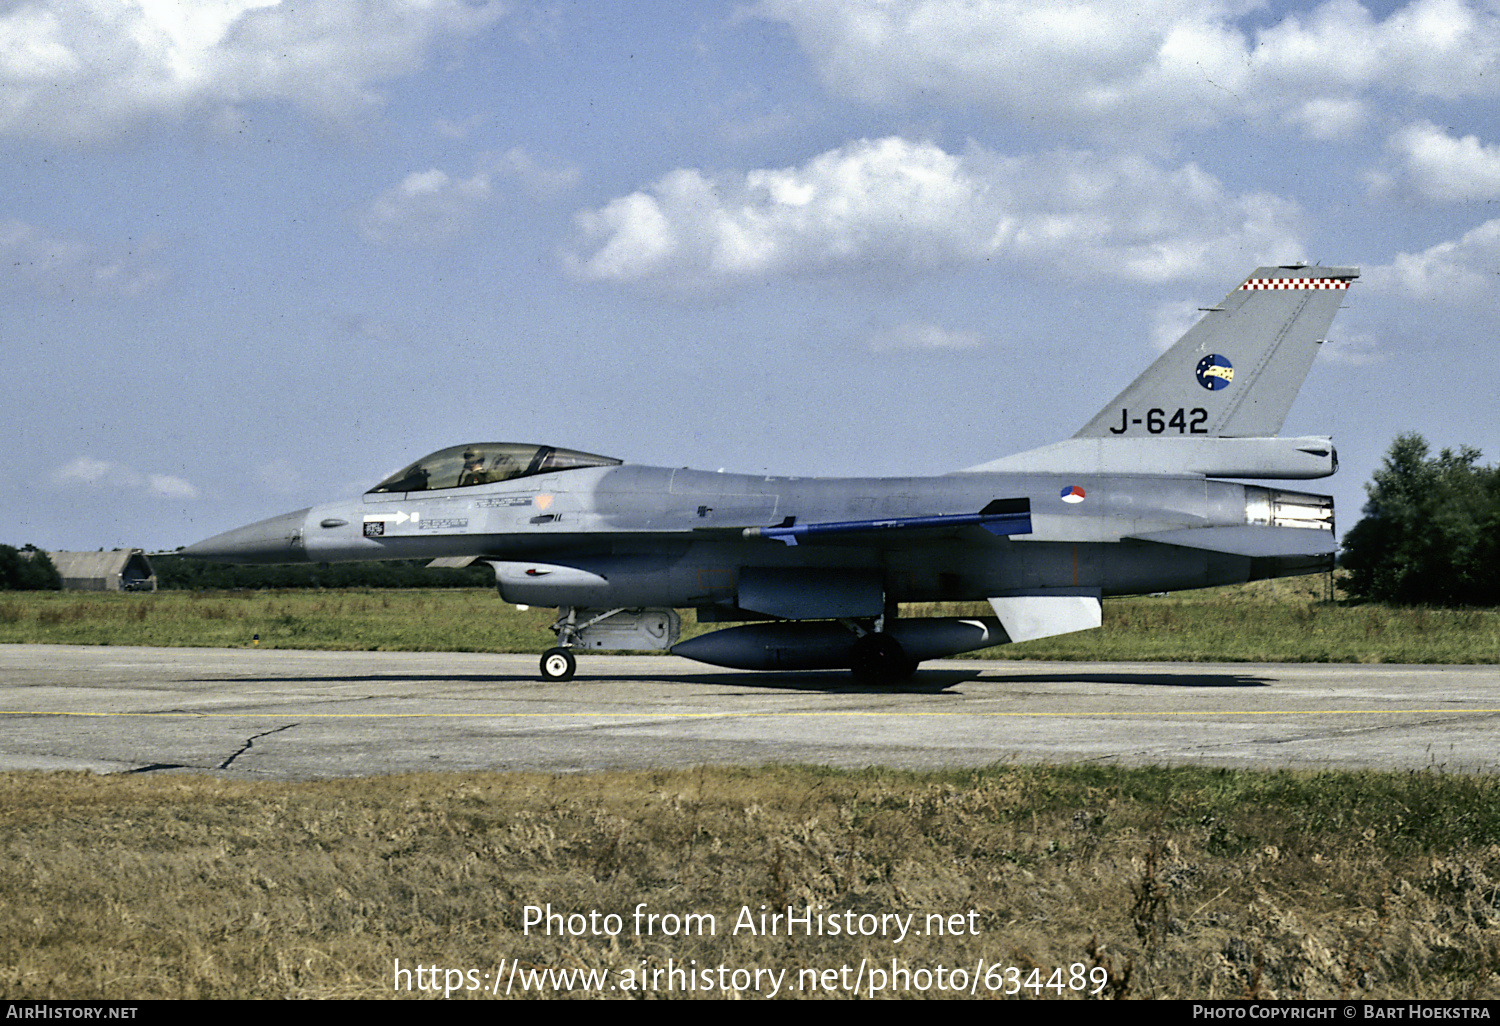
[184,264,1356,682]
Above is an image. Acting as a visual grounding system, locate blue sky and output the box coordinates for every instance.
[5,0,1498,553]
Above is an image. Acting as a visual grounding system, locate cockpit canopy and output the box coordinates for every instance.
[367,443,622,494]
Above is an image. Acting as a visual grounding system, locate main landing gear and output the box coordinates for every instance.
[844,612,918,684]
[850,633,917,684]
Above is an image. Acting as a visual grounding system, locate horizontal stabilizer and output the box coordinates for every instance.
[988,591,1102,644]
[743,498,1031,546]
[1129,525,1336,558]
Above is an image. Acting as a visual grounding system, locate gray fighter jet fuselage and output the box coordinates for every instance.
[184,265,1357,681]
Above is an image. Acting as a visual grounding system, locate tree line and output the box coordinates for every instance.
[0,547,491,591]
[152,555,494,590]
[1339,433,1500,606]
[0,545,61,590]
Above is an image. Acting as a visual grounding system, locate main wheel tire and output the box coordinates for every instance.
[540,647,577,681]
[850,633,917,684]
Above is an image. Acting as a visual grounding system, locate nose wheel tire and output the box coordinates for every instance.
[540,647,577,681]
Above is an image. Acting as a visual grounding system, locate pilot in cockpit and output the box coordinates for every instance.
[459,449,491,487]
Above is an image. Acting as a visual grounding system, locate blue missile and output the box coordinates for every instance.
[742,498,1031,546]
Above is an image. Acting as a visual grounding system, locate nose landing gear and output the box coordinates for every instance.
[540,647,577,681]
[537,606,682,680]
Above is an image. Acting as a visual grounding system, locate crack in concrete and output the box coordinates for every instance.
[219,723,299,770]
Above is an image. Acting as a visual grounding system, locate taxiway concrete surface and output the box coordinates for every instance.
[2,645,1497,778]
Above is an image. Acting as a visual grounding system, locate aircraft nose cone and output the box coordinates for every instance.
[182,507,313,564]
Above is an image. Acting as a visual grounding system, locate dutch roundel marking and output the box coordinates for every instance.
[1195,354,1234,391]
[1060,485,1086,504]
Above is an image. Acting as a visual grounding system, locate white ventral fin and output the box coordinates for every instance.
[988,592,1102,644]
[426,556,479,569]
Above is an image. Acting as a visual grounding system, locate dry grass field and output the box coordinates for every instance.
[3,764,1499,1000]
[5,577,1499,1000]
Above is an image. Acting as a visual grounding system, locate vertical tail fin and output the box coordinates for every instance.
[1073,265,1359,439]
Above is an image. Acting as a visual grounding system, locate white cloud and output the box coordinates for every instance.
[1283,97,1368,141]
[0,218,163,296]
[360,147,578,245]
[567,137,1305,291]
[52,457,199,499]
[1385,121,1500,202]
[495,146,580,199]
[1150,299,1206,353]
[1371,218,1500,304]
[865,321,984,352]
[359,168,494,246]
[53,456,115,486]
[0,0,505,142]
[1317,329,1386,367]
[754,0,1500,140]
[146,474,199,500]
